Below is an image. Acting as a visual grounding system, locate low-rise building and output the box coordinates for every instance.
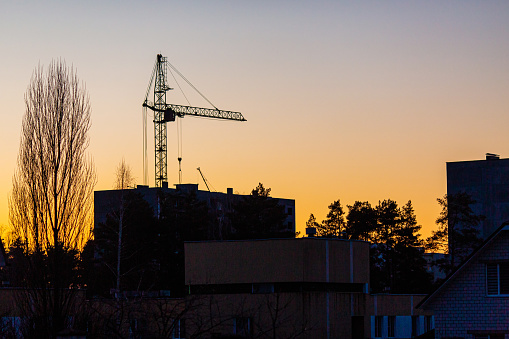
[185,237,433,338]
[0,236,434,338]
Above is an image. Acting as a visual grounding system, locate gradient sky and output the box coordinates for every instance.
[1,1,509,240]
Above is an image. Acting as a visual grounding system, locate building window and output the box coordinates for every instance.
[411,316,419,337]
[487,263,509,295]
[252,283,274,294]
[387,316,395,337]
[129,319,138,338]
[474,335,504,339]
[375,316,383,337]
[234,317,252,337]
[172,319,185,339]
[287,207,293,215]
[425,315,433,332]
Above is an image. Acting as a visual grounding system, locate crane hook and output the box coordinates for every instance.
[178,157,182,184]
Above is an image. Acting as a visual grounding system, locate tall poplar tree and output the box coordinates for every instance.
[9,60,96,337]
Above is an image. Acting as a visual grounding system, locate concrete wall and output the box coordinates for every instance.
[183,291,368,339]
[183,238,430,338]
[184,238,370,285]
[368,294,428,316]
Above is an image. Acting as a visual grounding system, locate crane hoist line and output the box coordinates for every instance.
[142,54,246,188]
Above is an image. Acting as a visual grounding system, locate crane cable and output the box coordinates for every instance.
[143,60,157,186]
[168,64,189,185]
[167,59,219,185]
[143,105,148,185]
[167,61,218,110]
[177,117,183,184]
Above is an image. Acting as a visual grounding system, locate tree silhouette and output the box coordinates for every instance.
[306,213,320,229]
[345,201,377,241]
[426,193,484,274]
[114,158,135,190]
[316,200,346,237]
[8,60,96,337]
[342,199,432,293]
[391,201,431,293]
[230,183,289,239]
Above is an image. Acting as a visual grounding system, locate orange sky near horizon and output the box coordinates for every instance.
[1,1,509,242]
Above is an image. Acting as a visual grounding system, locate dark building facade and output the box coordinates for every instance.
[447,153,509,239]
[94,183,296,240]
[91,183,296,298]
[185,238,434,338]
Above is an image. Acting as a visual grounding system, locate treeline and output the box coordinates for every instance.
[306,193,484,293]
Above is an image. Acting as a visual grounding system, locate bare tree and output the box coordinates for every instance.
[8,60,96,337]
[114,158,135,190]
[112,159,134,296]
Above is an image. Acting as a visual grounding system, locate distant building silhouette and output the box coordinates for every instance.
[447,153,509,239]
[94,183,296,240]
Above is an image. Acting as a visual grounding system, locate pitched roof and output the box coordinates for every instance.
[417,222,509,309]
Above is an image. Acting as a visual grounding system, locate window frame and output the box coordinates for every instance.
[374,316,383,338]
[486,262,509,296]
[425,315,433,332]
[387,315,395,337]
[172,318,185,339]
[474,335,505,339]
[234,317,252,337]
[411,315,419,337]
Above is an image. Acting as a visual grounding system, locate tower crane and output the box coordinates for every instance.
[142,54,246,187]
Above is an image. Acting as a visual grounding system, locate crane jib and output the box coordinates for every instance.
[144,102,246,122]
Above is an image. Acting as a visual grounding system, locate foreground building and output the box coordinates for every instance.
[185,237,434,339]
[418,223,509,338]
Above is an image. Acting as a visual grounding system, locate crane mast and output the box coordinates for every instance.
[143,54,246,188]
[154,54,170,187]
